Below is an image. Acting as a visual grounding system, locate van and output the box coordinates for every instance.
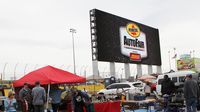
[156,70,199,95]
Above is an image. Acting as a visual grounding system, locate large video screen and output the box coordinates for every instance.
[90,9,162,66]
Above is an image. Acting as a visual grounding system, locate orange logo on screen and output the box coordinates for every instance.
[130,53,141,61]
[126,23,140,38]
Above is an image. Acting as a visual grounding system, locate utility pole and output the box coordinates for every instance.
[70,28,76,74]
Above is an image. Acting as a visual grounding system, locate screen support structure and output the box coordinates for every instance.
[148,65,153,75]
[109,62,116,77]
[92,61,99,76]
[137,64,142,78]
[124,63,130,79]
[156,66,162,74]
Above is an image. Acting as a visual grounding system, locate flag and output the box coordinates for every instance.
[172,54,177,59]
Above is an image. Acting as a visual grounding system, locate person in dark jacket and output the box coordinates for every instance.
[72,88,93,112]
[72,89,85,112]
[80,90,93,112]
[184,74,199,112]
[19,82,33,112]
[161,75,175,95]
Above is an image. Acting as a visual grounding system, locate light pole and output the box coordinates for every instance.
[14,63,19,80]
[3,62,8,80]
[70,28,76,74]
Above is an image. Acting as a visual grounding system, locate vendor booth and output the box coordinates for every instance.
[13,65,123,112]
[13,65,86,112]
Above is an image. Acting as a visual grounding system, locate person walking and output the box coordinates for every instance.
[161,75,175,96]
[49,84,62,112]
[19,82,33,112]
[32,81,46,112]
[4,91,17,112]
[184,74,199,112]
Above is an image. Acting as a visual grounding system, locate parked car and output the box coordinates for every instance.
[97,81,144,99]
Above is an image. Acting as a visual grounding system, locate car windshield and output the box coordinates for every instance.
[179,76,185,82]
[133,83,143,87]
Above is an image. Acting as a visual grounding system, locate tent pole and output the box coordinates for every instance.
[46,84,50,111]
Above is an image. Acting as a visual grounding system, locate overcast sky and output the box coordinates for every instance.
[0,0,200,79]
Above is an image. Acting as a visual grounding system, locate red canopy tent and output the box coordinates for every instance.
[13,65,86,87]
[13,65,86,110]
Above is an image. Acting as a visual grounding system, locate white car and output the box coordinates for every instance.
[97,82,144,98]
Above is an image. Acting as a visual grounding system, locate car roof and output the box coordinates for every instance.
[158,70,196,78]
[109,81,142,85]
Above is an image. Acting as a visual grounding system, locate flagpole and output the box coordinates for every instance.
[173,48,177,71]
[193,50,195,68]
[168,51,171,71]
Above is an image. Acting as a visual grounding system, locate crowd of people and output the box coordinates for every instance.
[3,81,93,112]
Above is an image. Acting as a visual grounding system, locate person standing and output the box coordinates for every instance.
[161,75,175,112]
[72,89,85,112]
[60,88,72,111]
[81,90,93,112]
[144,82,151,97]
[49,84,62,112]
[19,82,33,112]
[4,91,17,112]
[32,81,46,112]
[184,74,199,112]
[161,75,175,96]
